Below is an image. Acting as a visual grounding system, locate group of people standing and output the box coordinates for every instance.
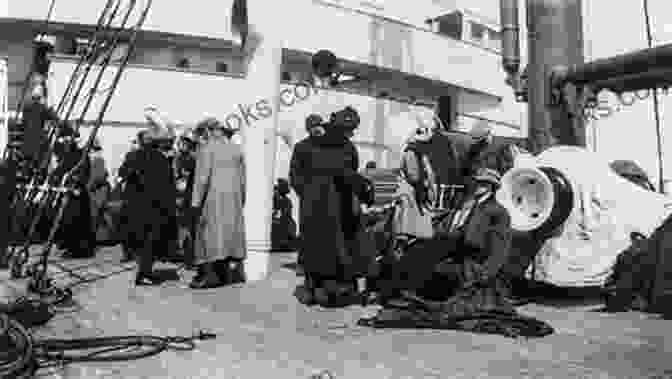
[289,96,524,310]
[289,106,376,305]
[117,111,246,288]
[11,83,521,314]
[10,85,112,261]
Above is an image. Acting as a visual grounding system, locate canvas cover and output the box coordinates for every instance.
[509,146,672,287]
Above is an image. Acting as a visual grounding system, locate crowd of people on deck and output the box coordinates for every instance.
[288,96,527,310]
[6,85,533,314]
[4,76,672,340]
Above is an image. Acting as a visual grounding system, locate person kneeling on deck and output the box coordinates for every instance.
[379,168,513,307]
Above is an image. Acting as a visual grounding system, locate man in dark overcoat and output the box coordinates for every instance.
[118,131,148,263]
[290,107,374,305]
[289,114,325,273]
[118,125,176,285]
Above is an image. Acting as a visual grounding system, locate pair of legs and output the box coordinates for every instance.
[376,237,459,302]
[135,217,174,285]
[59,191,96,259]
[190,257,245,289]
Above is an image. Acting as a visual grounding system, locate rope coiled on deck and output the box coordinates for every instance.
[0,313,216,378]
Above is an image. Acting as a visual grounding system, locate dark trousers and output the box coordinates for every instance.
[378,237,459,299]
[136,222,162,277]
[58,191,95,257]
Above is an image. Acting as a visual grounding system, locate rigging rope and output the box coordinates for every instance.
[643,0,665,194]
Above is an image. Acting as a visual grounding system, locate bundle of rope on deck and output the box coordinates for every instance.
[0,312,216,378]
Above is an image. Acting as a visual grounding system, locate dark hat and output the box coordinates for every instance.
[305,114,323,130]
[331,106,360,130]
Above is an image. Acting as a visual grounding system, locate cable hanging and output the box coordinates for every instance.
[643,0,665,194]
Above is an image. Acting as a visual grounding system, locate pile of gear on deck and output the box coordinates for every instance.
[288,103,555,338]
[289,100,672,338]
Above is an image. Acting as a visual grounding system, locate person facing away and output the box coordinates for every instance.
[190,117,246,289]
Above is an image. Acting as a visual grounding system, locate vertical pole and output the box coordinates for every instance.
[0,58,7,157]
[240,2,282,281]
[526,0,585,153]
[642,0,665,193]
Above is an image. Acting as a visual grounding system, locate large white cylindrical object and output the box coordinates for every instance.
[497,146,672,287]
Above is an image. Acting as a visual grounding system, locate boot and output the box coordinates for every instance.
[229,260,246,284]
[189,262,223,289]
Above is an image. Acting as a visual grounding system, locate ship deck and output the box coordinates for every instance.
[1,246,671,379]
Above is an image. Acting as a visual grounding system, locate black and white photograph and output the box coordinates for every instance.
[1,0,672,377]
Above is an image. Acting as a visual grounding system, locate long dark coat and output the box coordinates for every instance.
[21,101,58,165]
[118,149,144,250]
[118,146,176,254]
[51,145,94,256]
[289,134,361,279]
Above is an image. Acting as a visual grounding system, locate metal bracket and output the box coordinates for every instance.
[549,64,599,120]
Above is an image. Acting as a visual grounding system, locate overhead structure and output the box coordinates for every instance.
[499,0,585,153]
[500,0,672,153]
